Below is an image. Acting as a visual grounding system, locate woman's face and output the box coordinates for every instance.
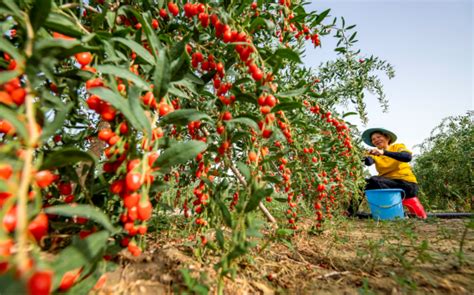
[371,132,390,149]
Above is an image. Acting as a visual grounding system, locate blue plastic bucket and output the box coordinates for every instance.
[365,189,405,220]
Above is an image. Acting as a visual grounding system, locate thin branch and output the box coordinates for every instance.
[16,12,37,272]
[228,160,277,224]
[60,3,100,14]
[317,271,350,279]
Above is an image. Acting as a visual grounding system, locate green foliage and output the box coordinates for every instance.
[44,204,119,233]
[179,269,209,295]
[414,112,473,211]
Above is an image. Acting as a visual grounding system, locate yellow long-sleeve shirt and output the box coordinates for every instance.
[372,143,418,183]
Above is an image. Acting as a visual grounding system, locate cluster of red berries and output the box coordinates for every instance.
[185,4,268,82]
[0,77,25,107]
[0,54,26,136]
[187,120,207,144]
[140,91,174,117]
[112,158,155,256]
[308,103,353,155]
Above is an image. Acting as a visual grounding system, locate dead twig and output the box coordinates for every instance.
[317,271,350,279]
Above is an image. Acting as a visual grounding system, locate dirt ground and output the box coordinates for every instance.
[96,217,473,294]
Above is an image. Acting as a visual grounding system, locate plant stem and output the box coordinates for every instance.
[217,276,224,295]
[15,12,38,273]
[16,90,38,271]
[457,224,468,267]
[15,147,34,272]
[60,3,100,14]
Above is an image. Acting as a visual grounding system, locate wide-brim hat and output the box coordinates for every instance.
[362,128,397,147]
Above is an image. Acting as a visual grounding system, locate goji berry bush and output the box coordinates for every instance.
[0,0,394,293]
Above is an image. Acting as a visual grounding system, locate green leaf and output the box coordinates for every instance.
[467,217,474,229]
[246,227,263,238]
[343,112,358,118]
[0,179,7,192]
[349,32,358,42]
[128,86,152,138]
[35,41,100,60]
[154,140,207,170]
[29,0,52,31]
[0,273,26,294]
[44,12,84,38]
[0,70,19,85]
[236,161,251,184]
[271,102,303,113]
[233,92,256,104]
[153,49,171,98]
[1,0,22,18]
[128,10,160,57]
[276,87,308,98]
[170,36,189,61]
[216,228,225,249]
[275,197,288,203]
[274,48,301,63]
[41,91,66,108]
[250,17,275,31]
[313,9,331,26]
[276,228,294,237]
[88,87,145,133]
[160,109,211,126]
[0,105,27,139]
[172,78,198,96]
[0,37,24,67]
[167,84,188,99]
[44,205,118,233]
[111,37,154,64]
[105,10,116,29]
[97,65,150,90]
[66,262,104,295]
[227,117,259,131]
[263,175,281,184]
[40,103,73,142]
[184,72,204,85]
[180,269,192,286]
[56,69,94,81]
[51,231,109,289]
[233,77,252,86]
[170,53,188,82]
[217,199,233,227]
[245,187,273,213]
[226,244,248,261]
[335,47,346,53]
[35,38,80,51]
[41,148,97,170]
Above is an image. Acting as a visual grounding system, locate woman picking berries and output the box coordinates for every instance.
[349,128,427,218]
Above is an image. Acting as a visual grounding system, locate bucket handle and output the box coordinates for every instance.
[367,200,403,209]
[366,190,405,209]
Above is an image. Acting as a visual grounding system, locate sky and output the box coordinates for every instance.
[302,0,473,155]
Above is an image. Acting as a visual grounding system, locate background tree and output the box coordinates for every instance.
[413,111,473,211]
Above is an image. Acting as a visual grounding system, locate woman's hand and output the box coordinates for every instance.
[368,148,384,156]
